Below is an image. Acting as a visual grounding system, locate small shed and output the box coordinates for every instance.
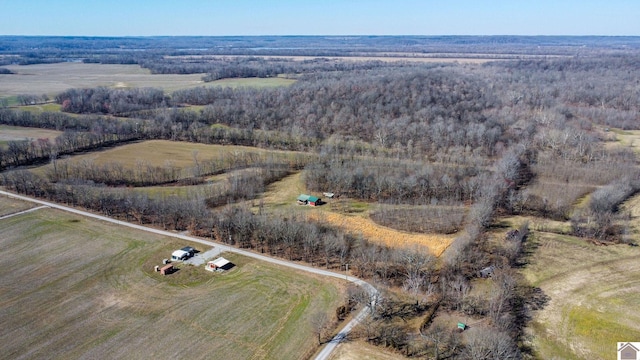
[205,257,233,271]
[160,264,174,275]
[308,196,320,206]
[297,194,310,205]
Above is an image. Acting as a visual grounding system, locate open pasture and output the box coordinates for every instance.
[0,125,62,148]
[52,140,304,169]
[0,63,205,98]
[522,231,640,359]
[0,197,344,360]
[0,194,35,216]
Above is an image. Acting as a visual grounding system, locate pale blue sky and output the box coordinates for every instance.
[0,0,638,36]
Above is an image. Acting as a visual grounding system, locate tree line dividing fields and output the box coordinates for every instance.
[0,197,345,360]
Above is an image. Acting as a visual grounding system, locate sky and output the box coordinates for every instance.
[0,0,638,36]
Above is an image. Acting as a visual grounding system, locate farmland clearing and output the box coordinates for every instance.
[0,63,204,98]
[49,139,306,169]
[0,125,62,148]
[0,63,297,102]
[0,197,345,360]
[259,172,455,256]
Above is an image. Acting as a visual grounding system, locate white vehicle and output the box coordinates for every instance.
[171,249,190,261]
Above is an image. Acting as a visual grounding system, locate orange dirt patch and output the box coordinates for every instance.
[308,211,454,256]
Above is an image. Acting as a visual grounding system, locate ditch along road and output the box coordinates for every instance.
[0,190,377,360]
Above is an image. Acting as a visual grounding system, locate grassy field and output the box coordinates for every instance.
[0,198,345,360]
[48,140,302,169]
[0,63,205,98]
[0,125,62,148]
[0,194,35,216]
[0,63,297,102]
[522,231,640,359]
[13,103,62,113]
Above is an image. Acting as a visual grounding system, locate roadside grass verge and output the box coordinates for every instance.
[0,197,345,360]
[0,194,35,216]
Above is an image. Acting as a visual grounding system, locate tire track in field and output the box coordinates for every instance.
[0,205,48,220]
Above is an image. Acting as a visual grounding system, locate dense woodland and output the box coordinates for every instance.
[2,36,640,359]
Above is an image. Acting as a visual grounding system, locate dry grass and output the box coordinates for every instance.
[308,211,454,256]
[327,341,405,360]
[522,231,640,359]
[48,140,297,169]
[0,63,205,98]
[0,198,345,360]
[0,193,35,216]
[0,125,62,148]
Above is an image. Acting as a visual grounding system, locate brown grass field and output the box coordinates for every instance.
[0,63,296,101]
[50,140,301,169]
[0,197,345,360]
[0,194,35,216]
[0,125,62,148]
[0,63,204,98]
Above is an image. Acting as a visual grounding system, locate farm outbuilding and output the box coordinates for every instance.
[160,264,174,275]
[297,194,321,206]
[205,257,233,271]
[297,194,310,205]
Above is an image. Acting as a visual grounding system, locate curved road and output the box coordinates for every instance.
[0,190,377,360]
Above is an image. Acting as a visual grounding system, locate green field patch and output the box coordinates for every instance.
[15,103,62,113]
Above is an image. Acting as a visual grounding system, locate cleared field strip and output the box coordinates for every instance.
[48,140,304,169]
[0,125,62,147]
[0,191,377,359]
[0,63,205,98]
[309,211,454,256]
